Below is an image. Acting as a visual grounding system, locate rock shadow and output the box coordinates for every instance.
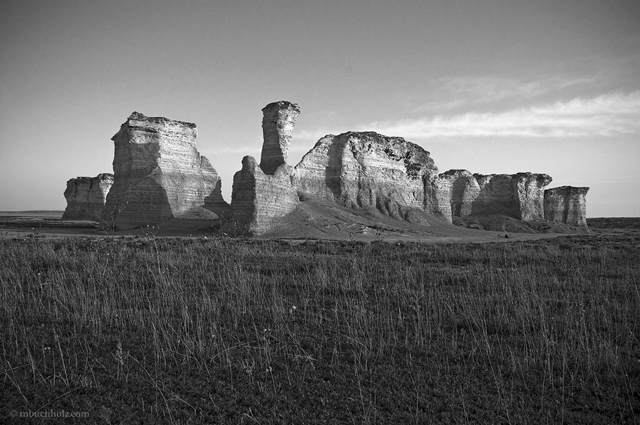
[325,136,344,200]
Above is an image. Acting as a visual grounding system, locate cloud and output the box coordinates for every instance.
[413,75,599,113]
[441,76,549,98]
[361,91,640,138]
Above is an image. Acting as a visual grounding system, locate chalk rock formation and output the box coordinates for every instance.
[471,173,552,220]
[293,132,439,223]
[62,173,114,220]
[260,101,301,175]
[432,170,481,221]
[59,101,589,236]
[230,102,301,235]
[103,112,229,229]
[544,186,589,227]
[230,156,299,235]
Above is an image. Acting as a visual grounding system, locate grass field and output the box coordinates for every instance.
[1,227,639,423]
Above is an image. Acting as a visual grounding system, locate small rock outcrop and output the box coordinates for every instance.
[230,102,300,235]
[544,186,589,227]
[260,101,301,175]
[471,173,552,221]
[62,173,114,220]
[293,132,439,223]
[103,112,229,229]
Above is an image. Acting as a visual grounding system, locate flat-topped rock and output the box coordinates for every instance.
[471,173,552,220]
[293,131,438,223]
[103,112,229,229]
[62,173,113,221]
[544,186,589,227]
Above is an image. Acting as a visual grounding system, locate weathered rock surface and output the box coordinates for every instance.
[103,112,229,229]
[230,102,301,235]
[293,132,439,223]
[260,101,301,175]
[544,186,589,227]
[230,156,299,235]
[290,132,558,227]
[63,101,590,236]
[471,173,552,220]
[430,169,481,221]
[62,173,113,220]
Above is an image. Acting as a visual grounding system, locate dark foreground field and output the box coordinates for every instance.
[1,229,639,423]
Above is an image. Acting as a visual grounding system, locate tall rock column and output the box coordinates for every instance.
[230,101,301,235]
[544,186,589,227]
[513,173,553,221]
[260,101,301,175]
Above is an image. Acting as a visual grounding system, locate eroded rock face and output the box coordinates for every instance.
[230,102,301,235]
[471,173,552,220]
[230,156,299,235]
[433,170,481,221]
[260,101,301,175]
[293,132,439,223]
[62,173,114,221]
[544,186,589,227]
[63,101,590,236]
[103,112,229,229]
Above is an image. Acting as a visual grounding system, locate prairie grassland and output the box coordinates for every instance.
[1,232,639,424]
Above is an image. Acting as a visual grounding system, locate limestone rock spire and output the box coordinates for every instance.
[260,101,301,175]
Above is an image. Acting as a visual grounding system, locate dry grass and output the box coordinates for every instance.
[1,230,639,423]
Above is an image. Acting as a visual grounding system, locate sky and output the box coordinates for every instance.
[1,0,639,217]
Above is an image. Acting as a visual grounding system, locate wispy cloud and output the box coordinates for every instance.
[363,91,640,138]
[413,75,598,113]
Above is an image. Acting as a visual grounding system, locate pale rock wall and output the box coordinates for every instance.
[260,101,301,175]
[103,112,229,229]
[434,170,481,221]
[62,102,587,235]
[472,173,552,220]
[293,131,439,223]
[230,101,302,235]
[291,135,340,201]
[544,186,589,227]
[422,175,452,221]
[230,156,299,235]
[62,173,114,220]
